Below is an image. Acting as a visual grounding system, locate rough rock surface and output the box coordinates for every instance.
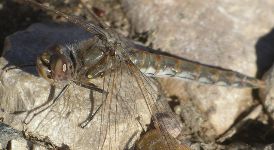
[0,23,151,149]
[1,0,274,149]
[122,0,274,137]
[0,122,23,147]
[260,65,274,120]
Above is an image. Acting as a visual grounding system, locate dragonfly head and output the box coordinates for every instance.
[36,44,75,84]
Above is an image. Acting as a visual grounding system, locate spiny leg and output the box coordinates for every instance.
[78,82,108,128]
[77,82,108,94]
[23,84,70,124]
[79,89,94,128]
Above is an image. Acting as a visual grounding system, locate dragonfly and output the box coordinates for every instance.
[4,0,265,149]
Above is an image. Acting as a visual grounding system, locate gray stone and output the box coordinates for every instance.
[1,0,274,149]
[122,0,274,137]
[0,122,23,148]
[0,23,151,150]
[260,64,274,119]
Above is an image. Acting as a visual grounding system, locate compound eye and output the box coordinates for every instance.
[55,58,66,75]
[50,55,71,81]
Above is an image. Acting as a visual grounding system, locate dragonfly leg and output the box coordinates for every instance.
[23,84,69,124]
[79,100,106,128]
[77,82,108,94]
[79,90,95,128]
[79,91,108,128]
[78,82,108,128]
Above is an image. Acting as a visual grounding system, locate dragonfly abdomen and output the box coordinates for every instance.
[132,51,264,88]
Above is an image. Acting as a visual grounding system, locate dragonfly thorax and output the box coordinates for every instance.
[36,44,75,84]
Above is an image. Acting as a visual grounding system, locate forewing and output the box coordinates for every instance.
[87,55,154,149]
[4,1,183,149]
[22,0,107,37]
[3,64,148,150]
[15,54,155,149]
[91,53,183,149]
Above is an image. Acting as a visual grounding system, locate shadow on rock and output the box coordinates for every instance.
[0,0,50,76]
[0,0,47,56]
[255,28,274,79]
[223,119,274,146]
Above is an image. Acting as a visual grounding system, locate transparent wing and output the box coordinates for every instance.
[15,54,164,150]
[89,53,183,149]
[9,1,183,149]
[1,45,183,150]
[87,54,156,149]
[19,73,143,150]
[123,58,184,149]
[14,37,183,150]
